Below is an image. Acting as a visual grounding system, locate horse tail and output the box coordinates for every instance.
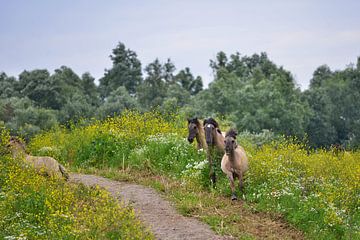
[59,164,70,181]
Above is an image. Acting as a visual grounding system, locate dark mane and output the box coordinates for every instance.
[203,118,219,128]
[225,129,238,139]
[10,136,22,143]
[188,117,200,125]
[9,136,26,149]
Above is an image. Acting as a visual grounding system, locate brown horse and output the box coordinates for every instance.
[7,137,69,180]
[203,118,225,185]
[187,118,207,150]
[221,129,248,200]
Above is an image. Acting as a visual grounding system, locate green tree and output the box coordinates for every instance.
[137,59,169,109]
[194,52,310,138]
[81,72,100,107]
[97,86,138,118]
[99,42,142,97]
[310,65,332,88]
[174,67,203,95]
[59,93,94,123]
[18,69,56,108]
[305,57,360,148]
[164,83,191,107]
[0,72,18,98]
[0,97,58,138]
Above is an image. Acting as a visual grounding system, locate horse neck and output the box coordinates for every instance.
[214,131,225,151]
[227,149,236,162]
[196,125,207,149]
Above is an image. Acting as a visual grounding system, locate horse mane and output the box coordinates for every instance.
[203,118,219,128]
[225,129,238,139]
[188,117,199,124]
[10,136,26,150]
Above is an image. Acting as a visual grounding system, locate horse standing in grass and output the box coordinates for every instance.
[222,129,248,200]
[187,118,207,150]
[203,118,225,185]
[7,137,69,180]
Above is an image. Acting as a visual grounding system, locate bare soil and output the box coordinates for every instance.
[71,173,303,240]
[71,173,232,240]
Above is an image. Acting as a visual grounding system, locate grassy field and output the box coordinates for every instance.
[21,111,360,239]
[0,129,154,239]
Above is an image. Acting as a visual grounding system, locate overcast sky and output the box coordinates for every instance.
[1,0,360,89]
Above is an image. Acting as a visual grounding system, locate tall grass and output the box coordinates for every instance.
[0,127,153,239]
[28,111,360,239]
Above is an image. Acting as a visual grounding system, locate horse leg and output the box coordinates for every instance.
[208,151,216,187]
[228,174,237,200]
[238,172,244,194]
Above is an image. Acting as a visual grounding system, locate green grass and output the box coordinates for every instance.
[27,111,360,239]
[0,129,154,240]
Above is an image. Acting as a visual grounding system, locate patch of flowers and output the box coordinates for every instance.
[0,129,153,239]
[25,112,360,239]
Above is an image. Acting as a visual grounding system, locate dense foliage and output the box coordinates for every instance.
[0,128,153,239]
[1,42,360,149]
[29,111,360,239]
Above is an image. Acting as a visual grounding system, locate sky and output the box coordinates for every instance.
[1,0,360,90]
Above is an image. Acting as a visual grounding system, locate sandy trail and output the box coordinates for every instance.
[71,173,232,240]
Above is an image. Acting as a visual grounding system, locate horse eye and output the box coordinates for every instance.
[232,140,235,143]
[193,126,197,129]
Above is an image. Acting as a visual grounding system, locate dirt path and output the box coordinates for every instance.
[71,173,232,240]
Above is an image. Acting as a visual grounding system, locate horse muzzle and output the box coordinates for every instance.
[225,148,231,155]
[206,139,213,146]
[187,137,194,143]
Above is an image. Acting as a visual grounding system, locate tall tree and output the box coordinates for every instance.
[48,66,84,110]
[81,72,99,107]
[137,59,171,109]
[0,72,18,98]
[18,69,53,107]
[196,52,310,138]
[99,42,142,97]
[174,67,203,95]
[305,57,360,148]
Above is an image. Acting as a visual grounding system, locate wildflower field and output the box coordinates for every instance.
[5,110,360,239]
[0,129,153,239]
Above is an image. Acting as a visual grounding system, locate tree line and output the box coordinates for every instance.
[1,42,359,148]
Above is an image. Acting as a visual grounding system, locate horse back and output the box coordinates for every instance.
[235,147,249,173]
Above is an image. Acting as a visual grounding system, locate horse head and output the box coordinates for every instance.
[203,118,220,146]
[187,118,200,143]
[224,129,238,155]
[7,136,26,152]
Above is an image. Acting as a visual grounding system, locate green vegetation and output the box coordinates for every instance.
[0,128,154,239]
[1,42,360,148]
[28,111,360,239]
[1,40,360,238]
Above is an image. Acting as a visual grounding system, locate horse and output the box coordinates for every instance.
[221,129,248,200]
[203,118,225,185]
[7,137,69,180]
[187,117,207,150]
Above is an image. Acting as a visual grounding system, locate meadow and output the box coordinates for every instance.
[4,110,360,239]
[0,128,153,239]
